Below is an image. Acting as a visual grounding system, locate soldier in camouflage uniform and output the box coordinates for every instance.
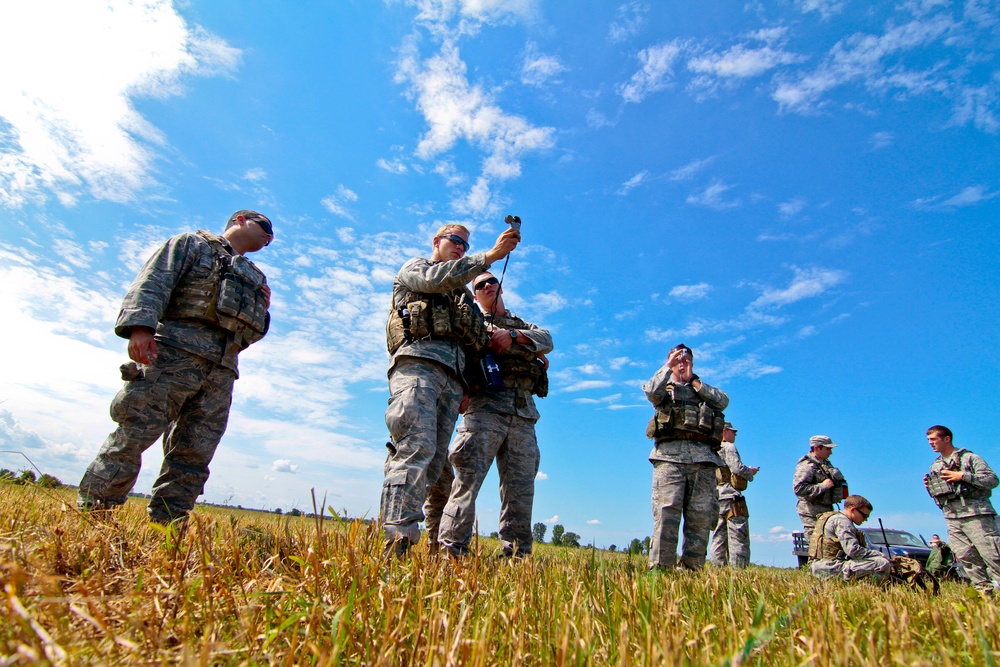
[644,344,729,570]
[924,425,1000,593]
[381,223,520,554]
[430,272,553,558]
[793,435,848,544]
[77,210,274,523]
[810,494,891,581]
[710,422,758,568]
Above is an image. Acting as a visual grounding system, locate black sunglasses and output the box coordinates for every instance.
[474,277,499,291]
[442,234,470,252]
[249,216,273,236]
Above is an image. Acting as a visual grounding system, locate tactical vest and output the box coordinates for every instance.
[163,231,269,348]
[808,511,867,561]
[386,288,489,355]
[797,456,847,506]
[927,450,988,504]
[645,381,725,449]
[491,314,548,397]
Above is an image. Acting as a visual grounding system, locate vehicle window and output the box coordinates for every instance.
[862,530,925,547]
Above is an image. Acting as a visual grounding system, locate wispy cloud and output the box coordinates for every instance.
[669,283,712,302]
[609,1,649,43]
[521,42,566,87]
[0,1,241,207]
[777,197,807,219]
[321,185,359,220]
[617,170,650,195]
[748,266,847,311]
[619,40,687,103]
[686,180,742,210]
[669,156,715,181]
[376,157,408,174]
[914,184,1000,209]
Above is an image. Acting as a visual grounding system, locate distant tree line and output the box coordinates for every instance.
[0,468,63,488]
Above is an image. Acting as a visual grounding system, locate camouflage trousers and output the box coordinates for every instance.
[431,411,540,557]
[710,497,750,568]
[381,358,462,546]
[945,514,1000,591]
[77,344,236,522]
[810,554,891,581]
[650,461,719,570]
[424,461,453,550]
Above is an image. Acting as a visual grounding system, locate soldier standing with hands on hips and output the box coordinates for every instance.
[77,210,274,524]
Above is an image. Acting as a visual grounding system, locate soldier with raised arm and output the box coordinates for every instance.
[643,344,729,570]
[381,222,519,555]
[78,210,274,523]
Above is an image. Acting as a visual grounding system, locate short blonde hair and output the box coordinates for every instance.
[433,223,470,240]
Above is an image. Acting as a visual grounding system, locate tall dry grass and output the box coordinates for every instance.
[1,483,998,665]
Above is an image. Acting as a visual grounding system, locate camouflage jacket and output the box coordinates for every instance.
[929,449,998,519]
[793,454,846,516]
[388,253,491,382]
[466,310,552,421]
[115,231,268,376]
[818,512,882,562]
[717,441,756,502]
[643,365,728,466]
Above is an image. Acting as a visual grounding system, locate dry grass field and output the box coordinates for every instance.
[1,482,998,666]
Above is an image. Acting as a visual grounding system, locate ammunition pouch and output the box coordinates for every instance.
[926,471,961,503]
[386,291,489,355]
[724,496,749,521]
[716,464,748,491]
[500,345,548,397]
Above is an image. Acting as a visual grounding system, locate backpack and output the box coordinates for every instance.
[889,556,940,595]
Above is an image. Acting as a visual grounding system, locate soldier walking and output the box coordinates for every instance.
[77,210,274,523]
[643,344,728,570]
[709,422,758,568]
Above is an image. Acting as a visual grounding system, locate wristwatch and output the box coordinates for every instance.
[510,329,519,341]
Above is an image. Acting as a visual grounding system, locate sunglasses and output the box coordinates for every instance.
[474,277,499,291]
[248,216,274,243]
[442,234,470,252]
[857,508,871,519]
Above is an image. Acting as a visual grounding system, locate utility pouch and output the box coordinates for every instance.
[431,303,451,336]
[682,406,699,429]
[408,301,429,338]
[697,403,714,432]
[120,362,143,382]
[532,358,549,398]
[732,474,749,492]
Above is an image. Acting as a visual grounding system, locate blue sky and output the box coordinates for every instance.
[2,0,999,566]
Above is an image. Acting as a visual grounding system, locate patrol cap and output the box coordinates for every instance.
[810,434,837,448]
[724,421,736,432]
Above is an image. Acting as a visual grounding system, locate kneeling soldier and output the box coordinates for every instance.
[809,494,891,581]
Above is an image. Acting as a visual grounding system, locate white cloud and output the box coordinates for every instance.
[609,1,649,43]
[688,44,802,80]
[940,185,1000,207]
[619,40,687,104]
[409,0,539,37]
[686,180,742,210]
[0,0,241,207]
[749,266,847,311]
[272,459,300,474]
[669,283,712,302]
[321,185,359,220]
[617,170,649,195]
[543,514,559,524]
[777,198,807,219]
[795,0,845,20]
[561,380,614,393]
[521,42,566,87]
[535,471,549,481]
[587,519,601,525]
[396,40,555,194]
[376,157,408,174]
[869,131,894,149]
[669,157,715,181]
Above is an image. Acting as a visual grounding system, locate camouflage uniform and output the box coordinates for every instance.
[810,511,891,581]
[433,311,553,557]
[644,365,727,570]
[710,441,756,568]
[793,454,846,544]
[381,253,492,547]
[927,449,1000,591]
[78,231,268,522]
